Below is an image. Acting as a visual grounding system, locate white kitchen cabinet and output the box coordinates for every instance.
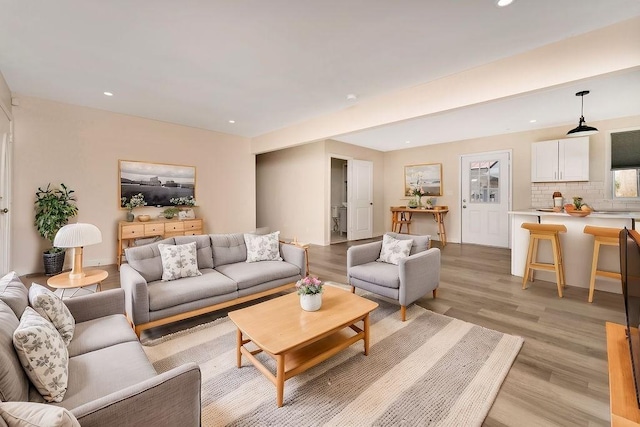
[531,136,589,182]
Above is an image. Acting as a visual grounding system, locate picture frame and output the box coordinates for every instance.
[404,163,442,197]
[119,160,196,208]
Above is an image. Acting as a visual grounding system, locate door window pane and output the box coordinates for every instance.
[469,160,499,203]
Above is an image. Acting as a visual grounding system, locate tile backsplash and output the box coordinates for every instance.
[531,181,640,211]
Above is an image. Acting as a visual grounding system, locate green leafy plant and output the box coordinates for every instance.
[162,207,180,219]
[170,196,196,206]
[34,183,78,253]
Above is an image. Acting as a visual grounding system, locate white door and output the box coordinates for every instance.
[349,159,373,240]
[0,113,12,273]
[461,151,510,247]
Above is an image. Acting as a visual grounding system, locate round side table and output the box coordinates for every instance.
[47,269,109,299]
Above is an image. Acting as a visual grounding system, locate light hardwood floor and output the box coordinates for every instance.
[23,239,623,426]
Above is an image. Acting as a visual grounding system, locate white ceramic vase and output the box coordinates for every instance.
[300,293,322,311]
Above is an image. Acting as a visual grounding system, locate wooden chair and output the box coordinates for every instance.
[391,208,412,234]
[583,225,622,303]
[521,223,567,297]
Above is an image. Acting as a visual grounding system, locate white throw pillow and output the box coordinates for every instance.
[0,401,80,427]
[13,307,69,403]
[244,231,283,263]
[28,284,75,346]
[377,234,414,265]
[158,241,202,281]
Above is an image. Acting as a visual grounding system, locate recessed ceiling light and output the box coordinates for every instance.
[229,120,235,124]
[529,119,537,123]
[405,140,411,144]
[496,0,514,6]
[103,91,113,96]
[346,94,357,101]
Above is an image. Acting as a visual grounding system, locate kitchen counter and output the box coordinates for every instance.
[509,209,638,296]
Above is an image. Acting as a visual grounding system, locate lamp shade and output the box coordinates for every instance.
[54,223,102,248]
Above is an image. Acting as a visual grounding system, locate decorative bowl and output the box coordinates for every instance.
[567,210,590,217]
[137,214,151,222]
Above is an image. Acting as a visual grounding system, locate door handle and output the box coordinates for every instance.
[370,202,373,205]
[0,208,7,214]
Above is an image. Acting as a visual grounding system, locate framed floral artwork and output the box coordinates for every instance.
[404,163,442,197]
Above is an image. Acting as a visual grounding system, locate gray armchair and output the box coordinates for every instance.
[347,232,440,321]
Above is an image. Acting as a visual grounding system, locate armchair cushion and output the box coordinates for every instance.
[0,402,79,427]
[349,261,399,289]
[385,232,430,254]
[0,301,28,402]
[0,272,28,319]
[377,234,413,265]
[148,269,236,311]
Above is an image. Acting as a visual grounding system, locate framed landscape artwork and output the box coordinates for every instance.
[404,163,442,197]
[119,160,196,208]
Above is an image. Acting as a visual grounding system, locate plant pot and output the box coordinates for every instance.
[300,293,322,311]
[43,250,65,276]
[126,211,134,222]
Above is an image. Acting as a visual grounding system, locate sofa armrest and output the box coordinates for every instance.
[398,247,441,306]
[71,363,201,427]
[347,241,383,270]
[280,243,306,275]
[119,264,150,326]
[64,289,125,323]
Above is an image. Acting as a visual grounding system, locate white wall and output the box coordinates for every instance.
[0,71,11,115]
[12,96,255,274]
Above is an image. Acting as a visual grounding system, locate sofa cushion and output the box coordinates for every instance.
[51,341,157,410]
[215,261,300,291]
[148,268,237,311]
[0,300,28,402]
[377,234,413,265]
[0,401,80,427]
[349,261,400,289]
[244,231,282,263]
[158,242,202,281]
[67,315,138,358]
[13,307,69,403]
[210,233,247,267]
[174,235,214,269]
[0,272,28,319]
[385,232,430,255]
[28,284,75,346]
[125,238,176,282]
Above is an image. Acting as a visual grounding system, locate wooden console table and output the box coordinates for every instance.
[117,218,204,267]
[606,322,640,426]
[390,206,448,246]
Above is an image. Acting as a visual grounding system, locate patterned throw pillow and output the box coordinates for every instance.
[28,284,75,346]
[158,241,202,281]
[0,401,80,427]
[377,234,414,265]
[13,307,69,403]
[243,231,283,263]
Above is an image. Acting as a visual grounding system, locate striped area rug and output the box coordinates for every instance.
[143,296,523,427]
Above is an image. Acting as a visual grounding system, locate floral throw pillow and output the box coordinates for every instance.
[13,307,69,403]
[377,234,414,265]
[158,241,202,281]
[244,231,283,263]
[28,284,75,346]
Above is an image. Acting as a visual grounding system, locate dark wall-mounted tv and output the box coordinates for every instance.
[620,227,640,408]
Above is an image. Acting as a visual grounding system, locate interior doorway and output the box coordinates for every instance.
[330,157,348,244]
[0,106,12,273]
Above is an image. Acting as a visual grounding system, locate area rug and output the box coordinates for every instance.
[143,296,523,427]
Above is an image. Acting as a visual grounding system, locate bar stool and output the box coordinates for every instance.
[583,225,622,303]
[391,208,412,234]
[521,223,567,297]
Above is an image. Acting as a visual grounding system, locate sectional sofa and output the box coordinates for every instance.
[120,233,306,336]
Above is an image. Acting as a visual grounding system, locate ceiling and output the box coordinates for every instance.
[1,0,640,150]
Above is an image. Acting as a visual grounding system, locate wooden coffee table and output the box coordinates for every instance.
[47,269,108,298]
[228,286,378,407]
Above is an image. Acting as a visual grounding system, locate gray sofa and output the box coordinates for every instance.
[120,233,306,336]
[0,276,201,426]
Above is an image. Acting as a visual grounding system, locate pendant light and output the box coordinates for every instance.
[567,90,598,137]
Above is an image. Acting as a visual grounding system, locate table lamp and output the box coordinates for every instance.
[53,223,102,279]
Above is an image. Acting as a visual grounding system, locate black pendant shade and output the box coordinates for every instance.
[567,90,598,137]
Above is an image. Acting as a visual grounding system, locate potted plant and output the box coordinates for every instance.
[161,206,180,219]
[121,193,147,222]
[34,183,78,275]
[296,276,324,311]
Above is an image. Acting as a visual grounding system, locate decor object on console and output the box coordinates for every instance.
[121,193,146,222]
[348,232,440,321]
[137,214,151,222]
[119,160,195,207]
[161,207,180,219]
[404,163,442,197]
[567,90,599,137]
[53,223,102,280]
[296,276,323,311]
[34,183,78,275]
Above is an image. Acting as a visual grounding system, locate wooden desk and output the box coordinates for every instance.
[606,322,640,426]
[47,269,108,298]
[390,206,449,247]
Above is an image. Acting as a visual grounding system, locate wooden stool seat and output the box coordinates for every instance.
[521,222,567,297]
[391,207,412,234]
[583,225,622,303]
